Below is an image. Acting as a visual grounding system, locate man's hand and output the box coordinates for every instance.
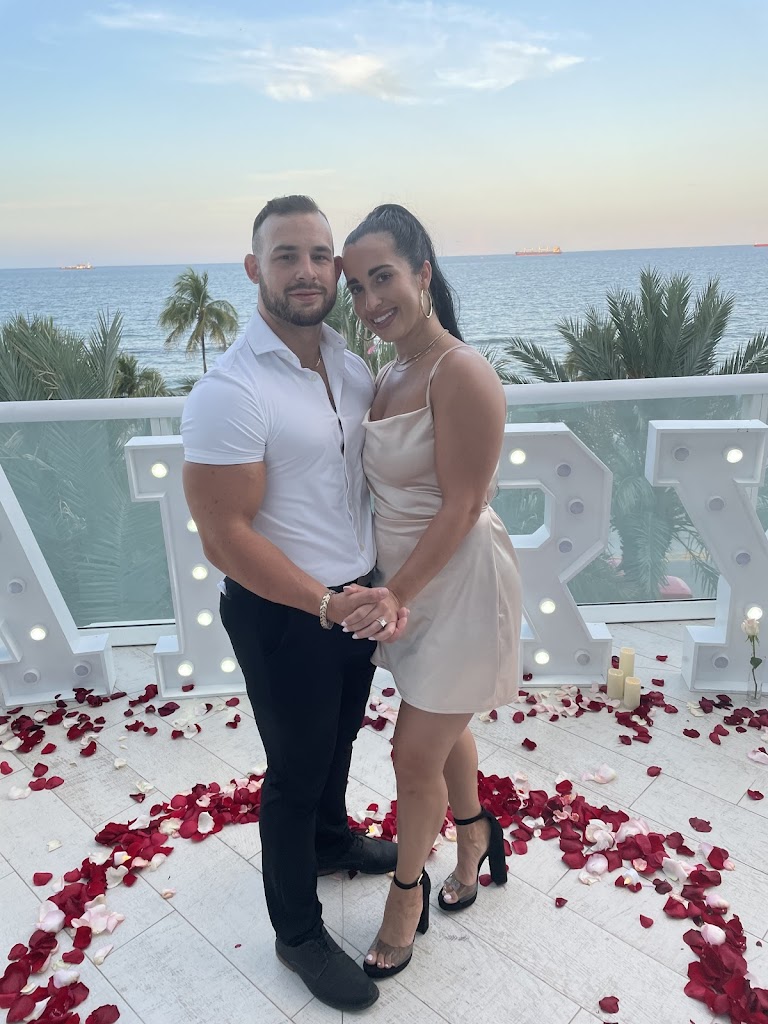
[339,585,409,642]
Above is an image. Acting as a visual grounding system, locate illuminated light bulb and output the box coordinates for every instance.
[151,462,169,478]
[186,519,198,533]
[192,565,208,580]
[177,662,194,677]
[508,449,526,466]
[746,605,763,621]
[197,610,214,627]
[725,448,743,464]
[29,626,47,642]
[221,658,237,673]
[534,650,550,666]
[539,599,556,615]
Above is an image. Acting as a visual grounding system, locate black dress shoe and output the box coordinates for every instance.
[317,834,398,876]
[275,926,379,1011]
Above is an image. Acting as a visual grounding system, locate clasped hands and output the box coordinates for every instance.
[327,585,409,642]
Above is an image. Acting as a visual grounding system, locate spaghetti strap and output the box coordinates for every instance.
[426,346,464,404]
[374,360,397,391]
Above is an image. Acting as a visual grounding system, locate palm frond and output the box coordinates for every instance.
[502,337,574,382]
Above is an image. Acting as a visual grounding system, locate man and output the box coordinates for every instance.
[181,195,403,1011]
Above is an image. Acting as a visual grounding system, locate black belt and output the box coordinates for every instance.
[328,570,374,593]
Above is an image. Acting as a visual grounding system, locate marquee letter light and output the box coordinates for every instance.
[497,423,614,684]
[0,466,114,708]
[645,419,768,692]
[124,437,244,698]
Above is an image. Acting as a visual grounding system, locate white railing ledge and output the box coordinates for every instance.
[503,372,768,405]
[0,396,187,423]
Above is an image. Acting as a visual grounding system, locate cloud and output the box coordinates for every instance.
[91,2,585,103]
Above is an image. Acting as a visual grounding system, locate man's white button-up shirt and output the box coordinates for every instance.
[182,309,376,586]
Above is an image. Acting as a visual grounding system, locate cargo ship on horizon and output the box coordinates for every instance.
[515,246,562,256]
[60,263,93,270]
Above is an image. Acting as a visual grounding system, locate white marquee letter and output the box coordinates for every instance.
[0,466,114,707]
[124,437,244,698]
[645,419,768,692]
[498,423,613,683]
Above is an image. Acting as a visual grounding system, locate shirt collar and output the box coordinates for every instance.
[245,308,347,363]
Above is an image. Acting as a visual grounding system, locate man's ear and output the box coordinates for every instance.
[334,254,343,283]
[244,253,260,285]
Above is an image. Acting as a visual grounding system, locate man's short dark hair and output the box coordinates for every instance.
[251,195,329,254]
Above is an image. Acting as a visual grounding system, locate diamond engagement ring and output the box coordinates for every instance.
[377,618,388,629]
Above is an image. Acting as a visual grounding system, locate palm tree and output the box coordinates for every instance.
[159,269,239,375]
[0,313,173,626]
[499,269,768,601]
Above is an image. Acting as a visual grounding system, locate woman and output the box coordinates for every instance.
[340,204,522,978]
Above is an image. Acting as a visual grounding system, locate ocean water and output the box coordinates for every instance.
[1,245,766,388]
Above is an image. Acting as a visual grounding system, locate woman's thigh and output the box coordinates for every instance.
[392,702,473,778]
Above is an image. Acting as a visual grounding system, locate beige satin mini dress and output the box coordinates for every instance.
[363,348,522,714]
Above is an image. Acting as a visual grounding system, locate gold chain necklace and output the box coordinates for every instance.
[392,328,449,372]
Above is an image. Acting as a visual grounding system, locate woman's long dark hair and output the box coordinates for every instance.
[344,204,463,341]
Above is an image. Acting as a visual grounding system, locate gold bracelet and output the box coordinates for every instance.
[319,591,334,630]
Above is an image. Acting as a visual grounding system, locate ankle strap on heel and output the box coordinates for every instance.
[452,808,486,826]
[393,871,424,890]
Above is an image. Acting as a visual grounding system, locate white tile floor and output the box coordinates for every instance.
[1,621,767,1024]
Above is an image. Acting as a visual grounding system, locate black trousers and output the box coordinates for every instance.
[220,578,376,945]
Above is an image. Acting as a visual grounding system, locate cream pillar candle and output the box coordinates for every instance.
[623,676,642,710]
[607,668,625,700]
[618,647,635,678]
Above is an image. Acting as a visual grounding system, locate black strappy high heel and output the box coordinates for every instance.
[363,870,431,979]
[438,807,507,912]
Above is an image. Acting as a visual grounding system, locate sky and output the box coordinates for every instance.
[1,0,767,267]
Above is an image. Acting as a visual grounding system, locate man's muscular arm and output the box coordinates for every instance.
[183,461,386,628]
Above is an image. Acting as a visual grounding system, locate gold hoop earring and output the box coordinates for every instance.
[420,289,433,319]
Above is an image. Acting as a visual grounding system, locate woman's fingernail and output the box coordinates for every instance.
[342,627,350,633]
[352,633,359,640]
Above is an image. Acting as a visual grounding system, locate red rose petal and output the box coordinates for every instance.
[158,702,180,717]
[32,872,53,886]
[555,897,567,907]
[29,778,48,791]
[521,738,536,750]
[619,735,632,745]
[651,678,664,686]
[80,740,97,757]
[599,996,619,1014]
[478,873,492,887]
[32,763,48,778]
[663,896,689,919]
[41,743,57,755]
[7,994,37,1022]
[0,761,12,775]
[45,776,65,789]
[646,766,662,777]
[683,729,700,738]
[73,926,92,949]
[656,654,668,661]
[86,1006,120,1024]
[62,949,85,964]
[225,697,240,707]
[522,673,533,681]
[747,789,764,800]
[639,915,654,928]
[171,729,184,739]
[381,687,395,697]
[689,817,712,833]
[512,711,525,724]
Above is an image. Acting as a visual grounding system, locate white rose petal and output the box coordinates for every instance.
[113,759,127,769]
[8,786,30,801]
[197,811,214,835]
[34,710,48,723]
[47,839,62,852]
[113,851,131,866]
[159,817,182,836]
[705,893,730,912]
[129,813,151,831]
[106,866,129,888]
[161,888,176,899]
[2,736,22,751]
[37,901,66,933]
[585,853,609,875]
[52,968,80,988]
[149,853,167,871]
[92,944,114,966]
[135,780,154,794]
[89,849,111,866]
[701,923,727,945]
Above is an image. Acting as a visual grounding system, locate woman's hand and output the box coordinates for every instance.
[340,585,408,641]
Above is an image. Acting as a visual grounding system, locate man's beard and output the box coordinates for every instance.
[260,281,337,327]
